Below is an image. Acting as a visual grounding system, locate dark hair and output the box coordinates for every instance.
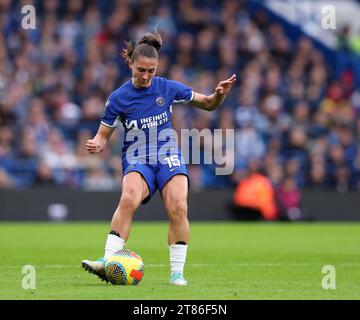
[121,32,162,63]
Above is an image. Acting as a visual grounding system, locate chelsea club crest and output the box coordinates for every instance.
[156,96,165,107]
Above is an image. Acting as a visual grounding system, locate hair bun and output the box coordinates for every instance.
[138,33,162,51]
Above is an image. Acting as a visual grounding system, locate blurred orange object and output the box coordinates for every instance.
[233,173,278,220]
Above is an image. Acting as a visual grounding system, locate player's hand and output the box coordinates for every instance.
[86,139,105,154]
[215,74,237,96]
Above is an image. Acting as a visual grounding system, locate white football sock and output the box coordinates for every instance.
[104,234,125,259]
[169,244,188,274]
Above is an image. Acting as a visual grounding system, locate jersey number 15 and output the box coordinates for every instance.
[164,155,180,168]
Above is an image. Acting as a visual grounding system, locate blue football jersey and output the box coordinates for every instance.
[101,76,194,164]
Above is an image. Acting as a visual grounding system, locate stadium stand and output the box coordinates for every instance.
[0,0,359,200]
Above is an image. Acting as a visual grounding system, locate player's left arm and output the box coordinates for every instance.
[189,74,236,111]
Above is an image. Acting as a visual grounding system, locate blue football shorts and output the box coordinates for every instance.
[122,152,189,204]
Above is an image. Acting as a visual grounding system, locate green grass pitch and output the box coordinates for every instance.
[0,222,359,300]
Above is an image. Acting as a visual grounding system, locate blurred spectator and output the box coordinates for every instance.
[307,153,328,190]
[337,25,352,54]
[25,98,51,145]
[260,94,291,139]
[39,127,78,185]
[333,165,351,194]
[234,120,265,169]
[275,176,302,221]
[290,100,311,130]
[83,167,116,191]
[232,159,278,221]
[17,127,38,160]
[0,168,15,188]
[34,161,56,186]
[336,25,360,88]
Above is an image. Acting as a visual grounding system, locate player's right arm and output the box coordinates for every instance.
[86,124,115,154]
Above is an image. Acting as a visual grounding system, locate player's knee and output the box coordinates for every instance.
[168,199,188,221]
[120,189,141,209]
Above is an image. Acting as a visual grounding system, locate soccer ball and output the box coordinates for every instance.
[105,249,144,285]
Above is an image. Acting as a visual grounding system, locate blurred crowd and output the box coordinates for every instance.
[0,0,360,202]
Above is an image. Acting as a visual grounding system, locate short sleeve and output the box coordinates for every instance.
[169,80,194,104]
[101,94,123,128]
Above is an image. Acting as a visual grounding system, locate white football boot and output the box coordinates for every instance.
[169,272,188,286]
[81,257,108,283]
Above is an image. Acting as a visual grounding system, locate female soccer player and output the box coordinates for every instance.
[82,32,236,285]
